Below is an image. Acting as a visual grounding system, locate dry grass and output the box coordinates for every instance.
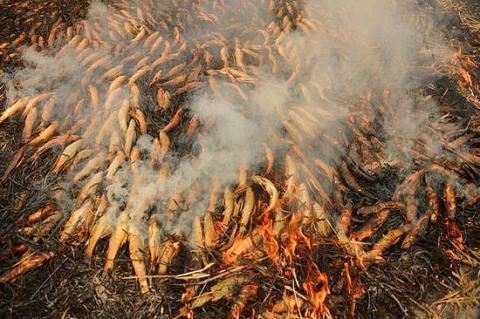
[1,0,480,318]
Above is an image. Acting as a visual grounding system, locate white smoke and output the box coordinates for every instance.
[1,0,453,241]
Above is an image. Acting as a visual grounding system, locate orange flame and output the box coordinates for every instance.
[222,235,256,264]
[344,262,365,318]
[303,261,331,318]
[344,262,353,295]
[465,56,476,67]
[180,285,195,319]
[459,68,473,88]
[257,207,280,265]
[443,219,465,251]
[214,220,228,237]
[285,215,312,263]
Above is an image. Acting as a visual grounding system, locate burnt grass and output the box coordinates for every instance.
[1,0,480,318]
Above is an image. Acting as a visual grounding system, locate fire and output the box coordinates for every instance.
[465,56,476,67]
[452,47,476,89]
[443,219,465,252]
[214,220,228,237]
[257,207,280,265]
[284,214,311,263]
[303,261,331,318]
[180,285,195,319]
[459,68,473,88]
[344,262,365,318]
[222,235,257,265]
[0,0,478,317]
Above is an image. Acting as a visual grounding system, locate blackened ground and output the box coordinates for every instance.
[1,0,480,318]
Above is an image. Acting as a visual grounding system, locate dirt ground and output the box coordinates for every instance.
[0,0,479,318]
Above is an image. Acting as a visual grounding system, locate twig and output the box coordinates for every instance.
[29,258,66,301]
[408,297,441,319]
[196,265,248,285]
[290,280,305,319]
[122,262,215,280]
[364,271,409,316]
[285,285,308,302]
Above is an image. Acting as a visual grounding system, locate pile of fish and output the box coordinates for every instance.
[0,0,479,317]
[0,0,86,70]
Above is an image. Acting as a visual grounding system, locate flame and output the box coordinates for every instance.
[344,262,353,295]
[303,261,331,318]
[257,207,280,265]
[284,214,311,263]
[459,68,473,88]
[179,284,195,319]
[452,48,476,89]
[222,233,260,264]
[344,262,365,318]
[443,219,465,251]
[465,56,476,67]
[182,284,195,304]
[214,220,228,237]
